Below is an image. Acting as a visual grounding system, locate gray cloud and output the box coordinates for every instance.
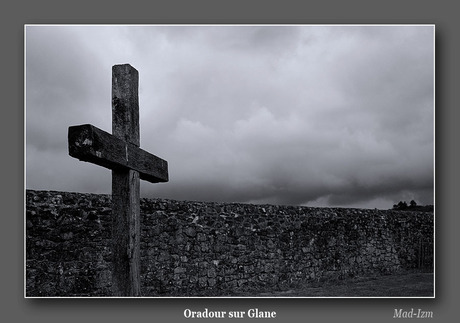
[26,25,434,209]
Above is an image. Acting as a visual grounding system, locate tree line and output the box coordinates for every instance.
[391,200,434,212]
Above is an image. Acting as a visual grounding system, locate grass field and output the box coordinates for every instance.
[253,271,434,297]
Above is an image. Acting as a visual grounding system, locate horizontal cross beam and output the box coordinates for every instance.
[68,124,168,183]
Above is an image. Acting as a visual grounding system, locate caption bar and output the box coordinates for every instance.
[184,308,276,319]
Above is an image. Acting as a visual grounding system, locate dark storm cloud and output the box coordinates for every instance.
[26,25,434,209]
[26,26,112,192]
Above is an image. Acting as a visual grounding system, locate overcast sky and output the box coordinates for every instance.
[25,25,434,209]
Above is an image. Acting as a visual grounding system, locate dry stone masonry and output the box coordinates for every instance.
[26,190,433,297]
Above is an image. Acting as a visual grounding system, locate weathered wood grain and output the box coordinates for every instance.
[68,64,169,297]
[111,169,141,296]
[112,64,140,146]
[68,124,168,183]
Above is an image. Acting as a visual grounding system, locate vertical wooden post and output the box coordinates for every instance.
[69,63,168,296]
[111,64,141,296]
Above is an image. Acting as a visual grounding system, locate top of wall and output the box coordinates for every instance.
[25,189,433,217]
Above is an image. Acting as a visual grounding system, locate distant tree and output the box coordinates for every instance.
[391,200,433,212]
[398,201,408,209]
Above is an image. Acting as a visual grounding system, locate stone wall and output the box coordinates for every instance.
[25,190,433,297]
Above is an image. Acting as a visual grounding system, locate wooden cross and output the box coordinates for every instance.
[68,64,168,296]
